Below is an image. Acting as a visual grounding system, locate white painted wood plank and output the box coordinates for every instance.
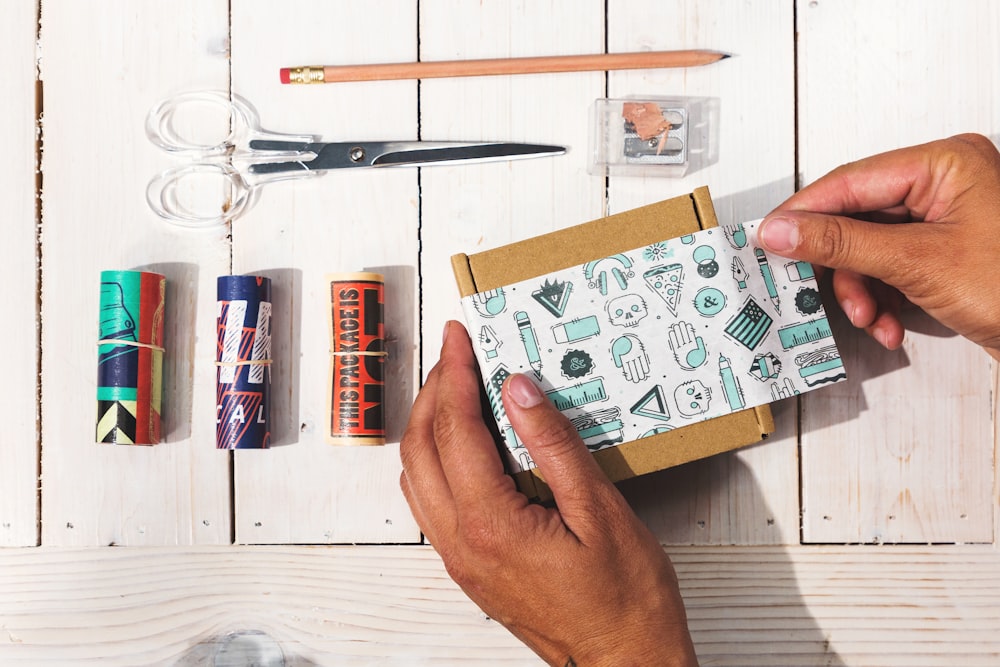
[607,1,800,544]
[39,0,233,545]
[0,545,998,665]
[0,1,39,547]
[418,0,607,381]
[229,0,420,544]
[797,0,997,544]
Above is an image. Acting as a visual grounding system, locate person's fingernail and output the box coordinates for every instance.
[874,326,890,349]
[442,321,450,345]
[507,373,544,408]
[760,217,800,253]
[841,299,857,325]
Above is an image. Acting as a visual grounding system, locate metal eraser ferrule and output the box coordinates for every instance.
[288,66,325,84]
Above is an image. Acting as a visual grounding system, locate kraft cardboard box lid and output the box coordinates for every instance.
[451,187,775,501]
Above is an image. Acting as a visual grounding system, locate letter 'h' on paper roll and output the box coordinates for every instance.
[216,275,272,449]
[97,270,166,445]
[326,272,386,445]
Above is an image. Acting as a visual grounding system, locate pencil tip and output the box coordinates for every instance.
[720,52,733,59]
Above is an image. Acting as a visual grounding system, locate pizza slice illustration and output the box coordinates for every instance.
[643,263,684,316]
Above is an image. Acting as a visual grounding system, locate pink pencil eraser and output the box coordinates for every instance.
[279,68,291,84]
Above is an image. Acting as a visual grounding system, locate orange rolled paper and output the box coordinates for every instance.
[326,273,386,445]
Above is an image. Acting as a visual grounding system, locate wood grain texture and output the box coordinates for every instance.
[0,545,998,665]
[229,0,421,544]
[418,0,607,378]
[0,0,40,547]
[39,0,233,545]
[607,1,800,545]
[796,0,997,544]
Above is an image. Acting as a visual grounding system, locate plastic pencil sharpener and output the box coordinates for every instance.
[590,97,691,177]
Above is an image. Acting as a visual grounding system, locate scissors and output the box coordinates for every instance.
[145,90,566,227]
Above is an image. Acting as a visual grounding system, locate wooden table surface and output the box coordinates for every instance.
[2,1,998,664]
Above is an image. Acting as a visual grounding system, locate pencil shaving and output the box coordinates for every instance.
[622,102,673,154]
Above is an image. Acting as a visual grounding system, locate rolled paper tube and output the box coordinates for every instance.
[326,272,386,445]
[216,275,272,449]
[96,270,166,445]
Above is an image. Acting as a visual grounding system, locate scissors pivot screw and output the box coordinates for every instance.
[349,147,366,162]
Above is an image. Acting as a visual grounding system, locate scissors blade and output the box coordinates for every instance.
[248,141,564,175]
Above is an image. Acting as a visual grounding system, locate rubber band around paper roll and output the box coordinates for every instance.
[96,339,166,352]
[326,272,386,446]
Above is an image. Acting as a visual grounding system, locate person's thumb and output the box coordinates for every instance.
[758,211,922,285]
[501,373,623,523]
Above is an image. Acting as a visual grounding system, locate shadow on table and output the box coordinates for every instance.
[619,437,846,665]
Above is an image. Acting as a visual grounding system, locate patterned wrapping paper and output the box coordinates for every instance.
[460,219,847,474]
[216,275,272,449]
[96,270,166,445]
[326,272,386,445]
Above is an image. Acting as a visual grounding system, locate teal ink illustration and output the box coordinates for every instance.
[471,287,506,317]
[770,377,799,400]
[724,223,747,249]
[571,408,624,451]
[778,317,832,350]
[794,287,823,315]
[719,354,745,411]
[668,321,708,370]
[674,380,712,418]
[606,294,648,327]
[643,242,673,262]
[478,325,501,359]
[486,364,521,448]
[584,254,633,296]
[724,296,773,350]
[546,377,608,411]
[754,247,780,313]
[693,245,719,278]
[611,334,650,383]
[694,287,726,317]
[785,260,815,282]
[642,264,684,316]
[552,315,601,343]
[680,234,695,245]
[514,311,543,379]
[641,424,673,438]
[532,278,572,317]
[749,352,782,381]
[561,349,594,379]
[731,256,748,290]
[794,345,846,387]
[630,384,670,421]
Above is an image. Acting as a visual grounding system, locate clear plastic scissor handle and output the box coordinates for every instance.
[145,90,317,227]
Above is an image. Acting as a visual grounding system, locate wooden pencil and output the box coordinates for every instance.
[280,49,729,84]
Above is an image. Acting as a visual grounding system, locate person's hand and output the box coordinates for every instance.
[400,321,697,667]
[757,133,1000,360]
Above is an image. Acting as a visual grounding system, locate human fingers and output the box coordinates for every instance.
[772,140,940,217]
[399,343,456,544]
[831,269,878,328]
[827,268,908,349]
[501,373,627,541]
[432,321,522,511]
[757,210,932,288]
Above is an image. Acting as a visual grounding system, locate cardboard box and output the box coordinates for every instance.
[451,187,775,500]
